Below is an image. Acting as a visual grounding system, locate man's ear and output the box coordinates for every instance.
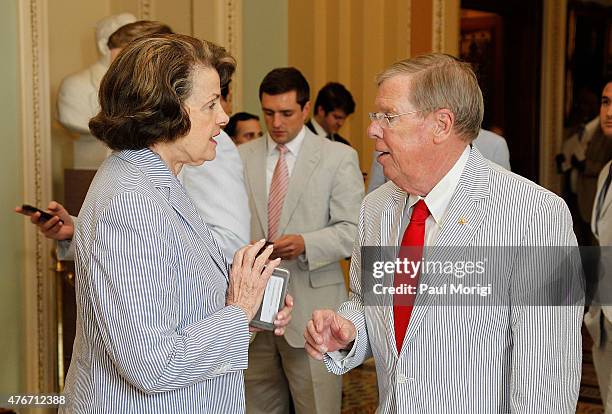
[432,109,454,142]
[302,101,312,120]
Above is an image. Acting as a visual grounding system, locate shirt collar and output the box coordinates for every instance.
[407,145,471,225]
[266,126,307,157]
[310,118,328,137]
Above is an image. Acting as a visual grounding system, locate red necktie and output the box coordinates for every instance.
[394,199,430,353]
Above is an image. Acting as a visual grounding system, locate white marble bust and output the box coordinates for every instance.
[57,13,136,169]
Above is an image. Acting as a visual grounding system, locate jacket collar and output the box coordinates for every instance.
[244,129,322,239]
[115,148,230,278]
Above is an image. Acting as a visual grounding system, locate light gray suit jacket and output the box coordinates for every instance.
[592,160,612,246]
[326,148,583,413]
[585,160,612,342]
[239,128,364,347]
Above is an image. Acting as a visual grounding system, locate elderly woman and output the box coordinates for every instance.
[60,34,291,413]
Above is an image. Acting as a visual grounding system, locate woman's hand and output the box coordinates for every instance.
[227,239,281,321]
[15,201,74,241]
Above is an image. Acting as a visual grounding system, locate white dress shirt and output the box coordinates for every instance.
[400,145,471,246]
[310,118,329,137]
[265,126,306,194]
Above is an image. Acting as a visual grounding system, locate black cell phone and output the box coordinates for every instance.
[21,204,62,224]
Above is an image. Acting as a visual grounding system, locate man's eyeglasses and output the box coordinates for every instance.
[368,110,423,128]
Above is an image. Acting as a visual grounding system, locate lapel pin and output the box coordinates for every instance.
[458,217,467,225]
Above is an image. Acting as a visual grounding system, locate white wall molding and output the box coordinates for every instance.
[193,0,243,111]
[139,0,152,19]
[18,0,56,401]
[432,0,445,52]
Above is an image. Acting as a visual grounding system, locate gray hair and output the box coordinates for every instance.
[376,53,483,141]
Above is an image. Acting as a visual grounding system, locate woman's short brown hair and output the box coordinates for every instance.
[89,34,236,150]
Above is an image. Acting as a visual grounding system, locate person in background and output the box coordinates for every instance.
[584,78,612,413]
[58,33,292,413]
[225,112,263,145]
[305,82,355,146]
[305,53,582,413]
[239,68,364,414]
[572,86,612,245]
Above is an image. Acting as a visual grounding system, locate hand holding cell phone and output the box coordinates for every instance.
[15,201,75,241]
[19,204,61,223]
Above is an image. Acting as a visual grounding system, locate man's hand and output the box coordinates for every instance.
[304,309,357,361]
[272,294,294,336]
[15,201,75,241]
[272,234,305,260]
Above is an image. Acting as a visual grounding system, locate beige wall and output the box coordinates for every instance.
[0,0,24,395]
[154,0,193,34]
[46,0,463,199]
[288,0,410,174]
[48,1,110,203]
[287,0,459,179]
[242,0,288,115]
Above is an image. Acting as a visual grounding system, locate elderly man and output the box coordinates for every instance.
[305,53,582,413]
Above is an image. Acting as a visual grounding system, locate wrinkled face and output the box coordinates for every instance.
[600,82,612,138]
[367,75,434,194]
[261,91,310,144]
[177,66,229,165]
[233,119,263,145]
[317,107,348,135]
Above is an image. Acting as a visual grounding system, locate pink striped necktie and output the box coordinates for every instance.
[268,144,289,241]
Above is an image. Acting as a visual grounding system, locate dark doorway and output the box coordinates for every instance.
[565,0,612,131]
[460,0,543,182]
